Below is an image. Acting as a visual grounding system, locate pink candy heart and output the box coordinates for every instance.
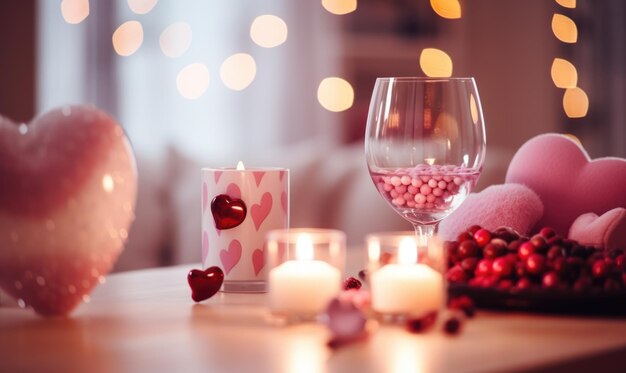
[568,208,626,251]
[506,134,626,235]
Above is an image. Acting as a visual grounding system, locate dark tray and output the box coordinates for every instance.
[448,284,626,317]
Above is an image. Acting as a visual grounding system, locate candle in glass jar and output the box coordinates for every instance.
[371,237,443,315]
[201,161,289,293]
[269,234,341,314]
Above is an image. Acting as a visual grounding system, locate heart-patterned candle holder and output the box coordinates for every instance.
[0,106,137,316]
[201,167,288,293]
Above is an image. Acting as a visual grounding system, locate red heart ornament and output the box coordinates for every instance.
[211,194,246,230]
[506,134,626,235]
[187,267,224,302]
[0,106,137,316]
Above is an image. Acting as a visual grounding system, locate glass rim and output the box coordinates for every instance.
[375,77,475,83]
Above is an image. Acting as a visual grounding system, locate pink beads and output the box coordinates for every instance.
[373,164,477,210]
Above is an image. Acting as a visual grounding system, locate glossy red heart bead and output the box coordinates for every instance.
[187,266,224,302]
[211,194,247,230]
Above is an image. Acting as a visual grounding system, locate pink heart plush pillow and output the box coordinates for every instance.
[506,134,626,236]
[439,184,543,241]
[569,208,626,250]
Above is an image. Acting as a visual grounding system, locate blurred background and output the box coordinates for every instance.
[0,0,624,271]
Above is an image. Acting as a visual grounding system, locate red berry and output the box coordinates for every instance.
[461,257,478,273]
[443,316,463,335]
[468,225,482,235]
[592,260,609,279]
[490,238,508,248]
[515,278,533,290]
[475,259,493,277]
[573,276,592,291]
[552,257,571,278]
[508,239,523,253]
[343,276,362,290]
[444,241,459,257]
[446,266,467,283]
[458,240,480,259]
[546,245,564,260]
[497,279,514,290]
[468,277,482,287]
[481,275,499,288]
[542,271,560,289]
[492,257,513,277]
[448,296,475,318]
[406,311,438,333]
[616,255,626,271]
[473,229,492,247]
[483,243,506,260]
[358,269,368,282]
[526,254,546,276]
[457,231,474,243]
[518,242,536,260]
[539,227,556,239]
[529,235,548,253]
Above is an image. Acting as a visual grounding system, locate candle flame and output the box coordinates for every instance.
[236,161,245,170]
[296,234,314,261]
[398,237,417,264]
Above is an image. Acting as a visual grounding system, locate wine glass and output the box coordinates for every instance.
[365,77,486,247]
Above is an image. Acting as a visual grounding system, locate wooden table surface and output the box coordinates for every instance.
[2,254,626,373]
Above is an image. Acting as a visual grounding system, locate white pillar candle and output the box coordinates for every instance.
[371,237,444,315]
[371,263,443,315]
[269,234,341,314]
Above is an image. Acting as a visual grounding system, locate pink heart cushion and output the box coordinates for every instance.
[438,183,543,241]
[568,208,626,250]
[506,133,626,236]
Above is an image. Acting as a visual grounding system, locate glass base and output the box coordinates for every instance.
[221,280,267,293]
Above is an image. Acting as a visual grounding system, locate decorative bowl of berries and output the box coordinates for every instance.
[445,225,626,316]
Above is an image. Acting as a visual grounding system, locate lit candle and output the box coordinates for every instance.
[269,234,341,315]
[201,162,289,293]
[370,237,444,315]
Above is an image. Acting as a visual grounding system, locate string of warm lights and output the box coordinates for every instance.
[551,0,589,119]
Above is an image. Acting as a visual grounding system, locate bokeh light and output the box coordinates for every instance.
[112,21,144,56]
[552,14,578,43]
[127,0,158,15]
[250,15,288,48]
[220,53,257,91]
[430,0,462,19]
[419,48,453,77]
[177,63,210,100]
[160,22,192,58]
[555,0,576,9]
[61,0,89,24]
[551,58,578,88]
[317,77,354,112]
[563,87,589,118]
[321,0,357,15]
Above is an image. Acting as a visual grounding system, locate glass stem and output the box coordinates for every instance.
[413,223,437,248]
